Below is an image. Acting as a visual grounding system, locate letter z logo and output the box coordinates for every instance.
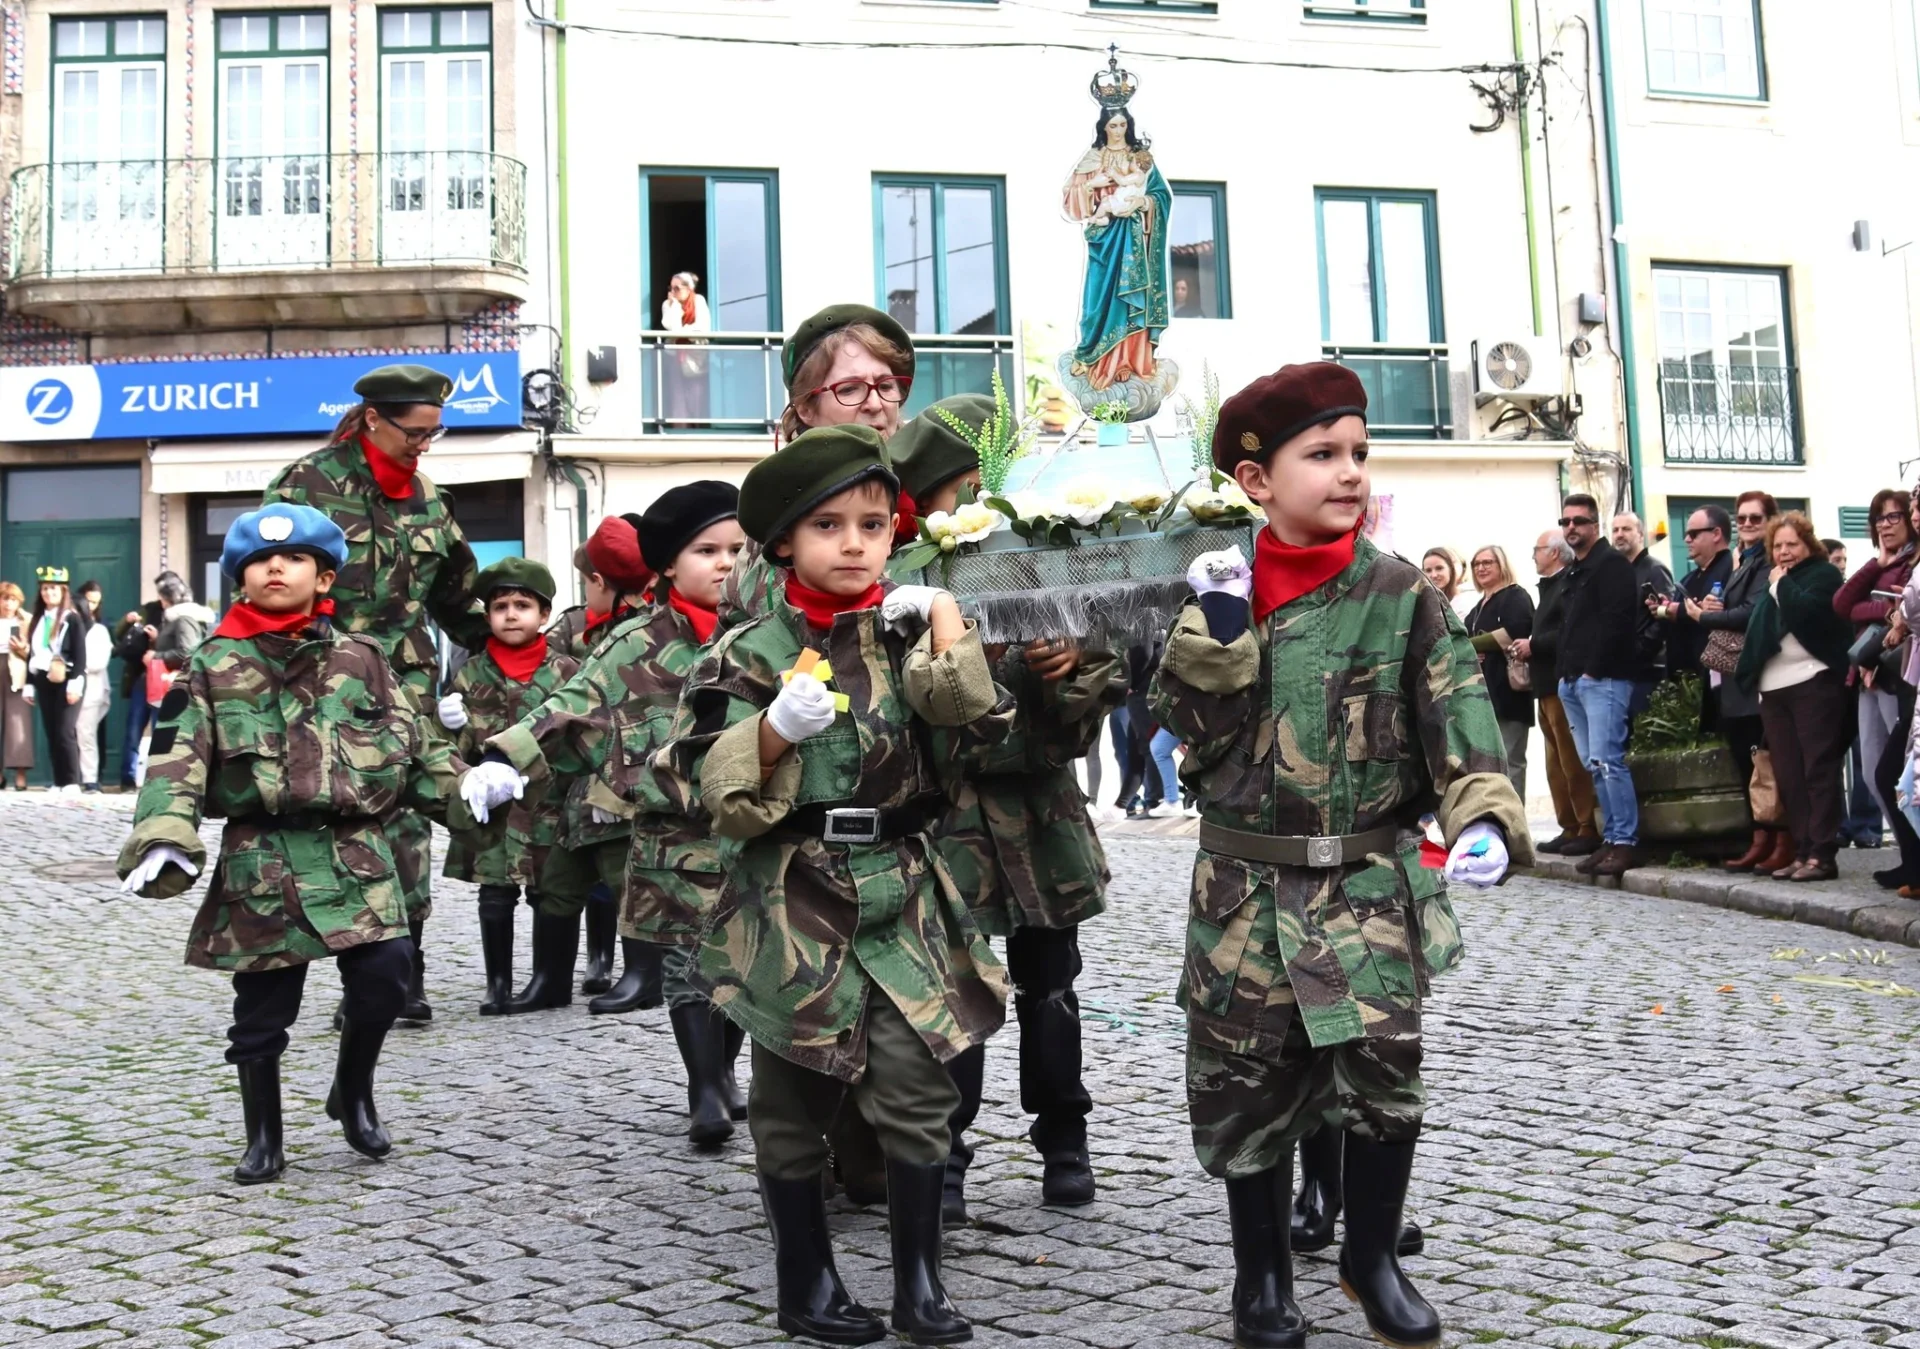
[26,379,73,425]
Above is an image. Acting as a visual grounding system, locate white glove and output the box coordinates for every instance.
[1444,822,1510,890]
[590,804,623,825]
[881,584,946,635]
[120,843,200,894]
[767,672,838,744]
[1187,546,1253,600]
[460,760,527,824]
[437,693,468,731]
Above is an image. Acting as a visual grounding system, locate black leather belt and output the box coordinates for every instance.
[783,805,931,844]
[1198,820,1401,868]
[228,812,332,832]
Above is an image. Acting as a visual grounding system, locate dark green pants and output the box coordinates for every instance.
[748,994,959,1181]
[392,810,433,922]
[537,837,625,919]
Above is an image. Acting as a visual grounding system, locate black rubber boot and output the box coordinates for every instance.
[581,890,617,994]
[943,1044,986,1226]
[1337,1136,1441,1349]
[478,906,515,1016]
[1225,1161,1307,1349]
[399,917,432,1023]
[1294,1125,1426,1257]
[324,1019,394,1159]
[761,1172,886,1345]
[508,909,578,1013]
[233,1059,285,1185]
[721,1017,747,1121]
[887,1159,971,1344]
[669,1002,735,1149]
[588,938,664,1014]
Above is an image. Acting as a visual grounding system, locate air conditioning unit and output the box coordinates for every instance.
[1470,336,1556,405]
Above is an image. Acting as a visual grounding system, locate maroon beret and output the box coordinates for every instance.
[1212,362,1368,473]
[584,514,654,594]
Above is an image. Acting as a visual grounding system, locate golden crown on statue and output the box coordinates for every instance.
[1090,46,1139,108]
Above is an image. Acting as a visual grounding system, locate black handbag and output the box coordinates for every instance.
[1850,622,1891,670]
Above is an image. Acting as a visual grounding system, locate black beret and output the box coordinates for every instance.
[889,394,995,502]
[354,362,454,406]
[782,304,914,387]
[476,557,557,606]
[739,425,898,547]
[1212,362,1368,473]
[639,480,741,573]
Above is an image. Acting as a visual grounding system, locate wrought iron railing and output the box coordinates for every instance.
[637,331,1016,435]
[1656,361,1802,465]
[7,151,527,281]
[1322,344,1453,439]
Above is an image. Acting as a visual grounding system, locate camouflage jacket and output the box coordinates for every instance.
[116,630,479,973]
[261,440,489,697]
[441,644,580,887]
[492,599,715,942]
[546,602,639,663]
[658,596,1015,1082]
[1149,540,1530,1060]
[937,645,1122,936]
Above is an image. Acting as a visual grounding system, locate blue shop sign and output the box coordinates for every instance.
[0,351,522,442]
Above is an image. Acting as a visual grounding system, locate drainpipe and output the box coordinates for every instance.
[554,0,573,395]
[1593,0,1646,513]
[1511,0,1544,337]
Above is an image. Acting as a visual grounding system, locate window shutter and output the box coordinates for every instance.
[1839,507,1871,539]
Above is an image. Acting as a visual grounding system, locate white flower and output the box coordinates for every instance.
[1004,491,1065,522]
[1124,485,1169,513]
[949,502,1004,543]
[1183,480,1255,523]
[1060,479,1116,528]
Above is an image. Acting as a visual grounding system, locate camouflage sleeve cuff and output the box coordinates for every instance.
[1437,771,1536,868]
[490,724,547,780]
[116,818,207,899]
[1049,648,1121,721]
[702,711,800,840]
[1163,605,1259,696]
[583,776,633,820]
[905,623,999,726]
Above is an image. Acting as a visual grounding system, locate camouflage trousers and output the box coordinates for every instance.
[1187,1017,1424,1180]
[536,838,626,919]
[391,810,433,923]
[748,993,958,1181]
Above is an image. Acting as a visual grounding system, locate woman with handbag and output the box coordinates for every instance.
[1464,545,1536,801]
[1832,489,1913,834]
[1697,491,1787,873]
[1733,514,1854,882]
[1,581,34,790]
[24,565,89,794]
[1878,491,1920,893]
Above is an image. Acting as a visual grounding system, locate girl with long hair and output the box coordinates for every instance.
[24,566,89,793]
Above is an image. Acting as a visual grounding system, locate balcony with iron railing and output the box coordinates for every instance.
[1321,344,1454,439]
[5,151,528,331]
[1656,361,1803,466]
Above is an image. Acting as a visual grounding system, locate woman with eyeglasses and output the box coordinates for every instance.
[776,304,916,449]
[1462,546,1535,802]
[1832,489,1913,850]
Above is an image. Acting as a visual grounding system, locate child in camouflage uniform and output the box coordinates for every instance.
[117,504,483,1186]
[658,425,1010,1346]
[1151,364,1528,1349]
[889,395,1125,1221]
[487,482,750,1147]
[433,559,580,1015]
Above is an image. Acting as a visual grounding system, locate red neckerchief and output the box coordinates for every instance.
[213,598,335,640]
[895,491,920,547]
[487,633,549,684]
[582,602,631,636]
[785,573,885,631]
[668,590,719,643]
[361,435,417,500]
[1252,525,1357,623]
[681,295,698,328]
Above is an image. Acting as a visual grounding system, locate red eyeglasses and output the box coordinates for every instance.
[805,375,913,407]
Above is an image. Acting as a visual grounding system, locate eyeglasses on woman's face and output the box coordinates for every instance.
[807,375,912,408]
[1472,557,1498,569]
[1735,512,1766,526]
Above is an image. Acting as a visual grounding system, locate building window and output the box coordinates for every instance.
[1315,188,1448,438]
[1090,1,1217,12]
[1643,0,1765,99]
[873,175,1011,415]
[1653,264,1798,464]
[1169,182,1230,320]
[216,13,328,270]
[378,8,492,263]
[1303,0,1427,24]
[49,15,166,273]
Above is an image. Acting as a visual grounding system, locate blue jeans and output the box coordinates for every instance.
[122,691,152,786]
[1144,728,1180,809]
[1559,676,1639,846]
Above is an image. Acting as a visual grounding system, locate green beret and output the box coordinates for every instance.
[781,305,914,387]
[354,362,454,407]
[740,425,899,546]
[889,394,995,502]
[475,557,557,606]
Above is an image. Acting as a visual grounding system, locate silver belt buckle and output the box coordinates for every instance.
[1305,836,1342,868]
[823,807,883,844]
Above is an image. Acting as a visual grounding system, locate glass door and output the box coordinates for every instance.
[50,18,165,274]
[216,14,328,269]
[380,9,492,265]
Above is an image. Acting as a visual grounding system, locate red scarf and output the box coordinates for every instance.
[213,598,334,640]
[582,602,630,636]
[1252,525,1357,623]
[894,491,920,547]
[785,573,885,631]
[487,633,549,684]
[668,590,718,643]
[681,295,698,328]
[361,435,417,500]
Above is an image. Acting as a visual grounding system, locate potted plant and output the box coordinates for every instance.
[1624,675,1752,852]
[1090,401,1132,447]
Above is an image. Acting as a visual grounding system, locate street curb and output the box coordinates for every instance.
[1518,857,1920,948]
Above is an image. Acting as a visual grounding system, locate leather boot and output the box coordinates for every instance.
[1724,828,1773,873]
[943,1044,986,1226]
[581,890,617,994]
[831,1109,890,1208]
[669,1002,735,1149]
[1294,1126,1423,1255]
[761,1172,886,1345]
[1338,1136,1441,1349]
[399,918,432,1023]
[478,906,515,1016]
[233,1059,285,1185]
[721,1017,747,1121]
[1226,1162,1307,1349]
[588,938,664,1014]
[508,909,578,1013]
[324,1019,394,1159]
[886,1159,970,1344]
[1756,830,1798,877]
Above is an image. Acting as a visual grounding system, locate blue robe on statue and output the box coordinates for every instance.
[1064,149,1172,385]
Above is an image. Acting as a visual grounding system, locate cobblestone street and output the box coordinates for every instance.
[5,793,1920,1349]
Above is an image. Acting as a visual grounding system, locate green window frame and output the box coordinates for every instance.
[1090,1,1217,11]
[637,167,783,333]
[1314,188,1444,344]
[1303,0,1427,24]
[871,174,1010,336]
[376,5,491,52]
[1839,507,1872,540]
[216,11,328,54]
[1168,180,1232,320]
[1642,0,1767,101]
[51,14,166,61]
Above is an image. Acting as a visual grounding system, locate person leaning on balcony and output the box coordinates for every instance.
[1734,514,1853,882]
[1512,531,1599,854]
[1833,490,1913,844]
[1696,491,1781,872]
[1463,545,1534,803]
[661,271,712,428]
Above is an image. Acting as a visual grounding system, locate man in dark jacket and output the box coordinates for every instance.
[111,571,186,789]
[1613,512,1673,708]
[1654,505,1735,683]
[1557,494,1646,876]
[1513,531,1599,854]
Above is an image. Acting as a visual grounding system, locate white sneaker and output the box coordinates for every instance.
[58,783,81,797]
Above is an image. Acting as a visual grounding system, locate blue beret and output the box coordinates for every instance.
[221,505,349,581]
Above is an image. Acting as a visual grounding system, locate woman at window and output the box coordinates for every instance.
[1832,488,1913,841]
[661,271,712,429]
[25,565,89,795]
[1733,513,1853,882]
[1697,491,1781,873]
[74,579,114,794]
[1,581,33,791]
[1463,546,1535,802]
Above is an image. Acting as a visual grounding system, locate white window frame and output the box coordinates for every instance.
[1642,0,1766,101]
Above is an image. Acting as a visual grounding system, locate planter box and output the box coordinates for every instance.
[1626,744,1751,846]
